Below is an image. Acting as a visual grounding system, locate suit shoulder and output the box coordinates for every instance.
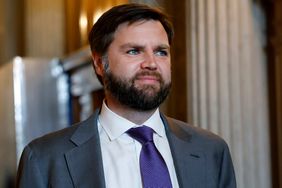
[166,117,229,148]
[25,111,99,158]
[26,123,79,156]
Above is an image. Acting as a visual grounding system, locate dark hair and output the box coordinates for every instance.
[88,3,174,56]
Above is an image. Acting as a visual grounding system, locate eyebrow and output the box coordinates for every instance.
[155,44,170,50]
[120,43,144,50]
[120,43,170,50]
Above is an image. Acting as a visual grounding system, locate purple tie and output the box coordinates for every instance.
[127,126,173,188]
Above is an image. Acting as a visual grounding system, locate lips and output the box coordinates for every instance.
[134,72,161,82]
[137,75,159,81]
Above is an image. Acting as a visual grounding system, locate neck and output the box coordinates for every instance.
[105,96,157,125]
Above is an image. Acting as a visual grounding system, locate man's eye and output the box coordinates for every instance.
[126,49,139,55]
[155,50,168,56]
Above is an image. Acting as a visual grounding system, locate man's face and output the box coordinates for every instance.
[100,20,171,111]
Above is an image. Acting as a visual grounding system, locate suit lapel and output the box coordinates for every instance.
[65,110,106,188]
[161,114,206,188]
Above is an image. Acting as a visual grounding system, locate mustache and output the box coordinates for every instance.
[134,71,162,80]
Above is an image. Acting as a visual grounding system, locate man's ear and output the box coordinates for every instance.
[92,52,103,77]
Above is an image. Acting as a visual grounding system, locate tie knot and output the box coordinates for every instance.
[127,126,154,145]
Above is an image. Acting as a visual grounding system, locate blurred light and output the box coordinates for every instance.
[50,59,63,77]
[93,9,103,24]
[79,12,88,43]
[93,6,112,24]
[79,13,88,30]
[13,56,25,162]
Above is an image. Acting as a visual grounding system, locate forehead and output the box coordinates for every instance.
[112,20,169,44]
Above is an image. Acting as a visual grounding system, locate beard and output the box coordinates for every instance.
[103,69,171,111]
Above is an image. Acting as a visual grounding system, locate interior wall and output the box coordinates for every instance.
[264,0,282,187]
[24,0,65,57]
[163,1,188,122]
[0,0,24,65]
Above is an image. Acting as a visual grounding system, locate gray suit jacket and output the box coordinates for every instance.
[16,109,236,188]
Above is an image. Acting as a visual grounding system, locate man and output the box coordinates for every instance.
[16,3,236,188]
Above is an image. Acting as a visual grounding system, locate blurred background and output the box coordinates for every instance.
[0,0,281,187]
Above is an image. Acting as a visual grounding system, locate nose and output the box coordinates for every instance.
[141,52,157,70]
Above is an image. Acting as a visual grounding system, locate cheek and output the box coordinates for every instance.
[161,63,171,79]
[165,72,172,83]
[109,62,137,80]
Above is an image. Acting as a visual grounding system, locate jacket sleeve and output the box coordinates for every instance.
[218,143,237,188]
[16,145,45,188]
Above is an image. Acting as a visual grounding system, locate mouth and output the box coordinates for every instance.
[137,75,159,81]
[134,72,161,85]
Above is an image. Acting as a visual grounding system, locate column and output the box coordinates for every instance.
[187,0,271,187]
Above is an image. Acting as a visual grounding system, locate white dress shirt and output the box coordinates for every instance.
[97,102,179,188]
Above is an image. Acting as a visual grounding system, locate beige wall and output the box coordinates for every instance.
[24,0,65,57]
[0,0,24,65]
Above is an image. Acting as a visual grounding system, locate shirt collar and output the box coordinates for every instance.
[98,101,166,141]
